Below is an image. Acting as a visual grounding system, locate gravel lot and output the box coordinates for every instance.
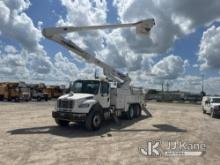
[0,101,220,165]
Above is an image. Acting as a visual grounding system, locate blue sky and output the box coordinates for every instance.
[0,0,220,94]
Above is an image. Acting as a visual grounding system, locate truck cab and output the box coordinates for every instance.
[202,96,220,117]
[52,79,111,130]
[54,79,110,112]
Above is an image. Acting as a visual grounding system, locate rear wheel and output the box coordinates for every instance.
[55,119,69,126]
[15,97,20,102]
[126,105,135,120]
[37,97,41,101]
[134,104,142,118]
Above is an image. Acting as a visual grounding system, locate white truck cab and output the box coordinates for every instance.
[202,96,220,118]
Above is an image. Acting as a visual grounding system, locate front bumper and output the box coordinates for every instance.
[52,111,87,122]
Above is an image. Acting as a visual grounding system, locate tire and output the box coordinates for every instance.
[55,119,69,126]
[202,107,206,114]
[37,97,41,101]
[15,97,20,102]
[211,109,215,118]
[126,105,135,120]
[85,105,103,131]
[134,104,142,118]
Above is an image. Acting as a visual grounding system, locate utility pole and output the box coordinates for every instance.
[166,81,169,92]
[201,74,206,96]
[161,80,164,101]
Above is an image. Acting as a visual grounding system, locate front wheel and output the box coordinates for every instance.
[202,107,206,114]
[85,108,103,131]
[37,97,41,101]
[55,119,69,126]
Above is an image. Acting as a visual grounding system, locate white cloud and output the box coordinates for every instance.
[151,55,187,79]
[57,0,107,52]
[204,77,220,95]
[55,0,220,87]
[173,75,220,95]
[193,64,199,68]
[4,45,17,53]
[0,0,59,82]
[0,47,29,78]
[0,46,90,84]
[0,0,42,52]
[1,0,220,92]
[198,25,220,70]
[113,0,220,55]
[55,0,157,80]
[173,75,202,92]
[53,52,79,80]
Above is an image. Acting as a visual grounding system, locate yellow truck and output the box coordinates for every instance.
[0,82,31,101]
[44,85,64,99]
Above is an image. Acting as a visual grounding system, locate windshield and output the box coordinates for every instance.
[212,98,220,103]
[71,80,100,95]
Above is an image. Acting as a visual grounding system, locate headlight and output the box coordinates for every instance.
[78,103,90,108]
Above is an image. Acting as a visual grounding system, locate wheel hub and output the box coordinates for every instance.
[93,115,101,127]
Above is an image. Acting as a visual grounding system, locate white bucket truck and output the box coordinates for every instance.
[42,19,155,130]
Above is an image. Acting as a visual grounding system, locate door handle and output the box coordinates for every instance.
[107,97,110,102]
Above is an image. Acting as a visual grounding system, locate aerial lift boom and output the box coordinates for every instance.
[42,19,155,88]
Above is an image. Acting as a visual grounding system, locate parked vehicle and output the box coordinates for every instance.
[45,86,64,99]
[0,82,30,101]
[28,83,49,101]
[202,96,220,117]
[43,18,155,130]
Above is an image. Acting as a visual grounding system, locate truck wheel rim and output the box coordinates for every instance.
[93,115,101,127]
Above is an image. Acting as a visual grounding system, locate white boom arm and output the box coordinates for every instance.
[42,19,155,87]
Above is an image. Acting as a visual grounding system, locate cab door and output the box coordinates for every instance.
[99,81,110,108]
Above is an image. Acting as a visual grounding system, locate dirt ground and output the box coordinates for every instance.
[0,101,220,165]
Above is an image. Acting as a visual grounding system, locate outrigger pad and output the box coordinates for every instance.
[142,106,152,117]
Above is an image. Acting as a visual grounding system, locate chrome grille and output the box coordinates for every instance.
[57,99,74,111]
